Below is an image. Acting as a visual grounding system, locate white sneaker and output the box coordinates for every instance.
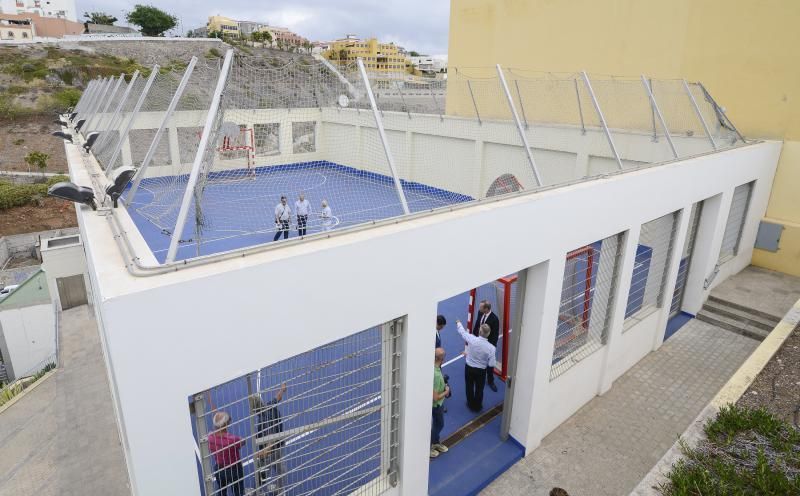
[430,448,440,458]
[433,443,449,453]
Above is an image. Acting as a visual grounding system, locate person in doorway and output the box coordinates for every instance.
[273,196,291,241]
[250,383,288,495]
[472,300,500,392]
[320,200,332,231]
[435,315,446,348]
[456,320,496,412]
[431,347,450,458]
[207,411,246,496]
[295,193,311,236]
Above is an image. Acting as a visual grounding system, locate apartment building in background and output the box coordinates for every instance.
[0,11,82,38]
[0,0,77,22]
[323,34,411,75]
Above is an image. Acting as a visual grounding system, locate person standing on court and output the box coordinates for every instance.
[473,300,500,392]
[295,193,311,236]
[207,411,246,496]
[273,196,291,241]
[456,320,496,412]
[320,200,332,231]
[431,347,450,458]
[251,383,288,494]
[435,315,446,348]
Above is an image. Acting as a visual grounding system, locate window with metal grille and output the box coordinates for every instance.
[624,211,679,328]
[190,320,402,496]
[551,233,624,380]
[670,202,704,317]
[719,182,754,262]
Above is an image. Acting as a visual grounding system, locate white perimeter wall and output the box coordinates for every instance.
[98,107,715,200]
[71,138,780,496]
[0,303,55,379]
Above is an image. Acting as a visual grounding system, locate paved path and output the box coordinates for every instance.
[0,305,130,496]
[482,266,800,496]
[481,319,758,496]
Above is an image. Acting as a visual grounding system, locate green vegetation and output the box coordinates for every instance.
[206,47,222,59]
[0,361,56,408]
[660,404,800,495]
[0,175,69,210]
[125,4,177,37]
[32,362,56,382]
[0,382,23,408]
[83,11,118,25]
[24,151,49,174]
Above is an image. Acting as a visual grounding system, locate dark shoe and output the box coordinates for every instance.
[488,383,498,392]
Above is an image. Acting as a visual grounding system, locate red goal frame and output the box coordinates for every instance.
[467,274,518,382]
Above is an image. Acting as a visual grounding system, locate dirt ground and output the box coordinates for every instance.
[0,198,77,237]
[737,324,800,427]
[0,115,68,174]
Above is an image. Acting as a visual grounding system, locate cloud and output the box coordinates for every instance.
[78,0,450,55]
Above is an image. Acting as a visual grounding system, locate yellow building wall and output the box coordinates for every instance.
[207,16,239,37]
[449,0,800,275]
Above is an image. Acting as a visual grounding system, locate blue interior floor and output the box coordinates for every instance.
[124,161,471,262]
[428,416,524,496]
[664,312,694,341]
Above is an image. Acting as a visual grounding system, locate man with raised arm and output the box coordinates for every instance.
[473,300,500,392]
[456,320,496,412]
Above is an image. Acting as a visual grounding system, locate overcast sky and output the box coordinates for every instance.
[77,0,451,56]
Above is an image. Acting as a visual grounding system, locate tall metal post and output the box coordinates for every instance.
[574,78,586,135]
[82,77,112,132]
[357,58,410,215]
[581,71,623,170]
[166,50,234,263]
[497,64,543,186]
[641,76,678,159]
[466,80,482,125]
[89,73,124,133]
[393,80,412,119]
[106,66,160,177]
[73,80,97,115]
[513,79,529,129]
[682,79,717,151]
[95,70,140,152]
[128,58,198,200]
[76,79,100,117]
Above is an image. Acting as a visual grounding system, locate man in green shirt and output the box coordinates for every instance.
[431,347,450,458]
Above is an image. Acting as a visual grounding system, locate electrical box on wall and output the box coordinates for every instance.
[755,221,784,252]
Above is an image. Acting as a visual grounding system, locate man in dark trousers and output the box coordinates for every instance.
[435,315,446,348]
[456,320,496,412]
[473,300,500,392]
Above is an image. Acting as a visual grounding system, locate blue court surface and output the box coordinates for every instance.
[428,416,524,496]
[125,161,472,263]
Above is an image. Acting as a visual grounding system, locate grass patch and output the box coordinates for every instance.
[0,175,70,210]
[205,47,222,59]
[660,404,800,495]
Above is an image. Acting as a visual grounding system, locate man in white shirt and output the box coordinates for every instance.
[456,320,496,412]
[320,200,332,231]
[273,196,291,241]
[295,193,311,236]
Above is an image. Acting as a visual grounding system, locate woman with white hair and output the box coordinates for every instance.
[207,410,245,496]
[320,199,332,231]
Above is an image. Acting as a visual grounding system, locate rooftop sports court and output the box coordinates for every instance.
[61,47,778,496]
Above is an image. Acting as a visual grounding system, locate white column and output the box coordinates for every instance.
[651,207,692,349]
[597,227,640,393]
[509,257,566,452]
[682,192,731,313]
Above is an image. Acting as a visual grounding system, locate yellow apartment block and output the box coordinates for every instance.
[324,37,410,75]
[207,15,239,38]
[449,0,800,276]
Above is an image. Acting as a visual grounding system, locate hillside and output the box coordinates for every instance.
[0,40,319,236]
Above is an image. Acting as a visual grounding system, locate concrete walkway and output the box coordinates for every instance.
[0,305,129,496]
[481,266,800,496]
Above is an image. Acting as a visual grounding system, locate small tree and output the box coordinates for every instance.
[263,31,273,47]
[125,5,177,37]
[409,51,421,57]
[25,151,49,175]
[84,11,118,25]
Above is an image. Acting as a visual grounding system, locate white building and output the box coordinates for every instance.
[410,55,447,74]
[0,0,77,22]
[61,54,780,495]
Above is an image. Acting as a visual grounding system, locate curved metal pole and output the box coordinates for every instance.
[581,71,623,170]
[96,70,140,152]
[641,75,678,159]
[682,79,717,151]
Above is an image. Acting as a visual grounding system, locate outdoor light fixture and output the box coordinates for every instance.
[106,166,136,208]
[51,131,73,143]
[83,132,100,152]
[68,112,78,122]
[47,182,97,211]
[74,119,86,131]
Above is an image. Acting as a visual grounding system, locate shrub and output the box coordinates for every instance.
[13,138,24,145]
[49,88,82,112]
[0,175,69,210]
[206,47,222,59]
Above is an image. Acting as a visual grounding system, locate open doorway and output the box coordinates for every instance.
[428,275,524,496]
